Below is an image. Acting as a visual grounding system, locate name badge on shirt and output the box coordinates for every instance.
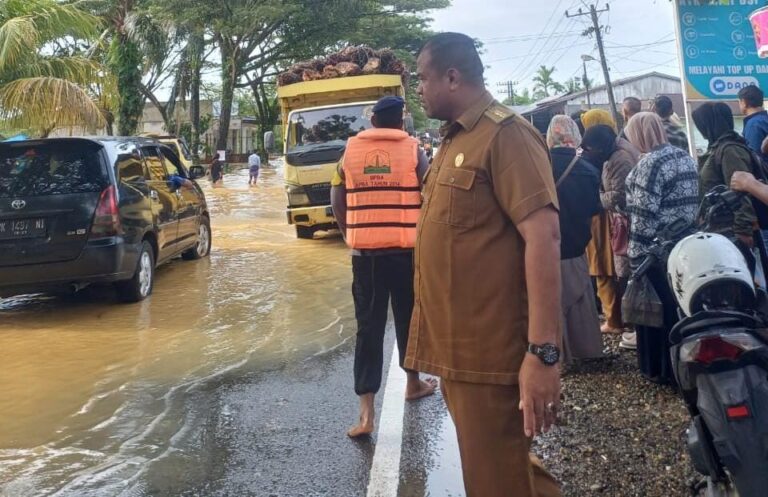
[455,153,465,168]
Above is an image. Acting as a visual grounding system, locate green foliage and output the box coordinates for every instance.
[167,113,211,143]
[0,0,105,134]
[532,65,566,99]
[502,87,535,107]
[108,36,143,135]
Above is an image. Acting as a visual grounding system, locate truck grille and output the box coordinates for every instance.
[305,184,331,206]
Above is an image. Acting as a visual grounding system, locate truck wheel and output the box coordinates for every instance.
[116,241,155,302]
[183,217,212,260]
[296,225,315,239]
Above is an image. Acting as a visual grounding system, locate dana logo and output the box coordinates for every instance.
[710,77,760,96]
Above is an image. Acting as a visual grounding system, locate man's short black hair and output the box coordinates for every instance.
[623,97,642,115]
[738,85,764,109]
[420,32,484,86]
[654,95,674,118]
[374,106,404,129]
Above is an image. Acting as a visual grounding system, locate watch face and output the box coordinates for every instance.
[539,344,560,365]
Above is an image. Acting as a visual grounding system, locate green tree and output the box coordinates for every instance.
[0,0,105,135]
[532,65,565,99]
[87,0,169,136]
[502,87,534,106]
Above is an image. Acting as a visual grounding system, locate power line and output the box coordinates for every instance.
[482,31,583,45]
[501,0,572,82]
[566,2,621,125]
[497,81,518,103]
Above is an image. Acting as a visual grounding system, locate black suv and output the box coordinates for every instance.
[0,137,211,302]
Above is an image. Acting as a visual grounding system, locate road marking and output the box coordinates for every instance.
[366,344,406,497]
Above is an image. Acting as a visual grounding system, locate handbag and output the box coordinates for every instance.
[621,273,664,328]
[610,211,630,257]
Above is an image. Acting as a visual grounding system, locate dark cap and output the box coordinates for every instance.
[373,96,405,113]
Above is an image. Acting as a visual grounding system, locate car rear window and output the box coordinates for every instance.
[0,141,108,198]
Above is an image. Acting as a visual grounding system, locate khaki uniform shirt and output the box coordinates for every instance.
[404,92,558,385]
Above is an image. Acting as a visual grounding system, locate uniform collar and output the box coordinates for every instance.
[441,91,495,137]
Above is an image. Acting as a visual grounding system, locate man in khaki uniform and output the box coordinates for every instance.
[405,32,563,497]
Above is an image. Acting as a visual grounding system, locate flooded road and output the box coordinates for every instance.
[0,163,356,496]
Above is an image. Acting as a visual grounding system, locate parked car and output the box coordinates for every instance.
[139,133,195,170]
[0,137,211,302]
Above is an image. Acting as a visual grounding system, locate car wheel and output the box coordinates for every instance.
[116,240,155,302]
[183,217,212,260]
[296,225,315,239]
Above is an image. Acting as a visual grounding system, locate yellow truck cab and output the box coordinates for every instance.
[140,134,195,170]
[277,74,404,239]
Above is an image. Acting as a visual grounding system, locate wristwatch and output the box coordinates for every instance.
[527,343,561,366]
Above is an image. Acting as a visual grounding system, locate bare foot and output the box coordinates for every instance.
[347,418,374,438]
[405,378,438,401]
[600,323,622,334]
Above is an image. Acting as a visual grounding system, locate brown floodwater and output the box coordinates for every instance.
[0,162,354,496]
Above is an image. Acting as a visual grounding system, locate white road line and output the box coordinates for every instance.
[366,344,406,497]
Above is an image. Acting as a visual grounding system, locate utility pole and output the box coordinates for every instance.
[567,3,620,126]
[497,80,517,105]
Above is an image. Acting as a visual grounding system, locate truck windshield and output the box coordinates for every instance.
[287,103,374,156]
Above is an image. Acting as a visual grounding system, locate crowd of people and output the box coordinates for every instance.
[325,31,768,497]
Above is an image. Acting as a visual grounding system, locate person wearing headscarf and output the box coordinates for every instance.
[581,111,623,335]
[546,115,603,365]
[582,124,640,291]
[692,102,758,250]
[582,109,618,133]
[624,111,699,384]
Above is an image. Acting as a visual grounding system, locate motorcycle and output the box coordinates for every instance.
[665,186,768,497]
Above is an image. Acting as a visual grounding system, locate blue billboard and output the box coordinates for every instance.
[677,0,768,100]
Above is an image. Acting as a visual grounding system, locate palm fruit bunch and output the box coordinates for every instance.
[277,46,409,87]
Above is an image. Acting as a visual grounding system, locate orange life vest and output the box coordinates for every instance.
[343,128,421,250]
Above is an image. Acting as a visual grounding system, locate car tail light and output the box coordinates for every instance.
[726,405,751,420]
[680,333,764,365]
[90,185,122,238]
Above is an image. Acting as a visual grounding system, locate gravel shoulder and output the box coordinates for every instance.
[534,335,698,497]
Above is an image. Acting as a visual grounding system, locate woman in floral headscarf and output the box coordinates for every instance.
[546,115,603,364]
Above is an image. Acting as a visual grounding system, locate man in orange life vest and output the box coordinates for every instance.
[331,95,436,438]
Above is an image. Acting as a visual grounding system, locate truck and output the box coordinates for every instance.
[277,74,405,239]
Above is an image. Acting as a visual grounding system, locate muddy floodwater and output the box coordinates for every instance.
[0,162,355,496]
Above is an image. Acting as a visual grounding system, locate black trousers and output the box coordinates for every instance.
[352,252,414,395]
[635,264,679,386]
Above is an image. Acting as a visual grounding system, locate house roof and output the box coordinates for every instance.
[520,71,681,116]
[563,71,680,102]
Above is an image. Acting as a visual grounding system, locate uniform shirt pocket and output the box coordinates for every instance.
[429,167,477,228]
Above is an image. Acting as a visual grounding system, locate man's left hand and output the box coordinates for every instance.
[518,353,561,438]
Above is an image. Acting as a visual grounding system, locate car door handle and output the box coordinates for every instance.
[150,190,159,201]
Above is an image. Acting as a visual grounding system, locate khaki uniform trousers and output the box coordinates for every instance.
[441,379,562,497]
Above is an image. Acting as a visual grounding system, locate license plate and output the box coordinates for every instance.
[0,218,46,240]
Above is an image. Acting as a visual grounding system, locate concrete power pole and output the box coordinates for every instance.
[497,81,517,105]
[567,3,621,126]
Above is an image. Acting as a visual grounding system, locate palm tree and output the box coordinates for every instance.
[86,0,169,136]
[532,65,565,99]
[0,0,105,135]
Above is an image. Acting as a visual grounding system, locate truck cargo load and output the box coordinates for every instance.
[277,47,407,240]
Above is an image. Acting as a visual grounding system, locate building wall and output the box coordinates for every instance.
[48,100,256,155]
[565,76,683,114]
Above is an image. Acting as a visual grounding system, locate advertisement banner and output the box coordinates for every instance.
[677,0,768,100]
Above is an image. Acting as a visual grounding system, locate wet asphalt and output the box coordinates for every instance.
[0,164,703,497]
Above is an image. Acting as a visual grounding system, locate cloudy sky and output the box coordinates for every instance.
[428,0,680,100]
